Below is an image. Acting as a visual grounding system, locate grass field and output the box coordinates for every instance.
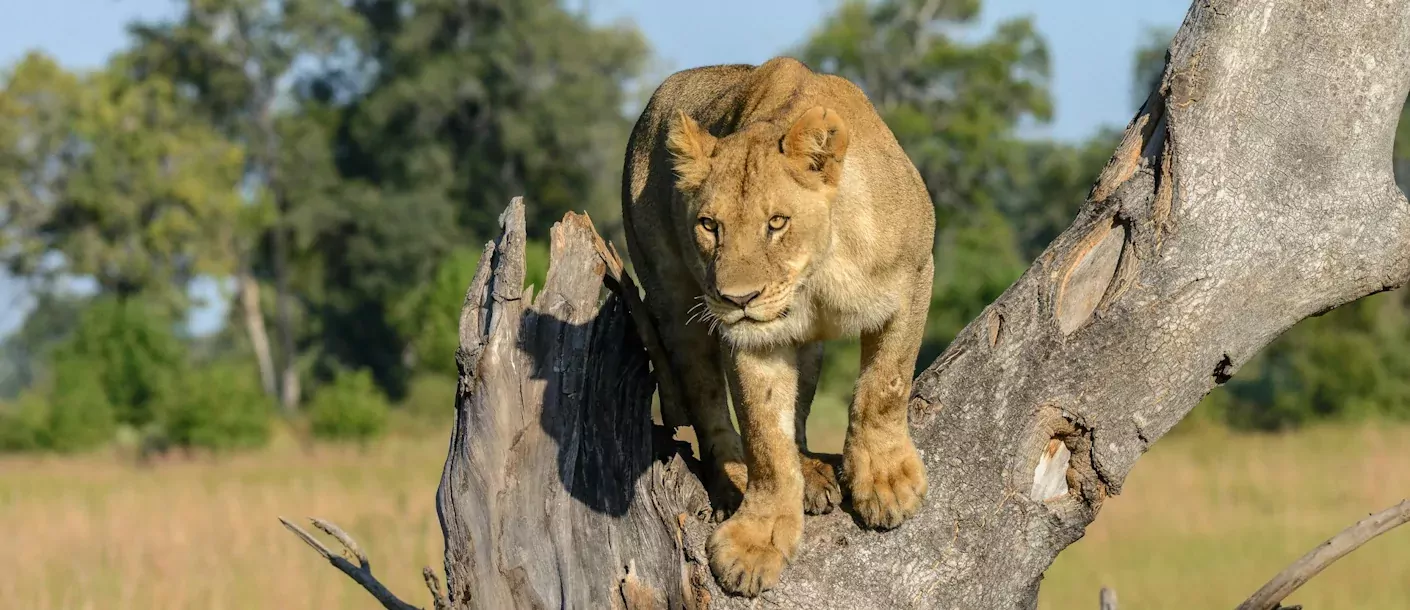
[2,421,1408,609]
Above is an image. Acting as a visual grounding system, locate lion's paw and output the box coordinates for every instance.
[800,453,841,515]
[845,439,927,530]
[707,510,802,597]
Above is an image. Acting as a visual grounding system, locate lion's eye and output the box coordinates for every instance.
[768,215,789,231]
[699,217,717,232]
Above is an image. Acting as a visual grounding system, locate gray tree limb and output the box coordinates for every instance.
[287,0,1410,608]
[278,517,423,610]
[1237,499,1410,610]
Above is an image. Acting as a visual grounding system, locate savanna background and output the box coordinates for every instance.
[2,1,1409,608]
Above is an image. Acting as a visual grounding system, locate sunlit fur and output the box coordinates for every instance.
[686,156,899,351]
[622,56,936,598]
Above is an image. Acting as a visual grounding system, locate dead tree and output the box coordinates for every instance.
[284,1,1410,608]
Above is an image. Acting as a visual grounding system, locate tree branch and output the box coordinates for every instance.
[278,516,422,610]
[1237,499,1410,610]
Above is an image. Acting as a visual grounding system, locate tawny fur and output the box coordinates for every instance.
[621,57,936,598]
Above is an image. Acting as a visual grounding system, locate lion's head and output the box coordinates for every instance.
[666,106,851,347]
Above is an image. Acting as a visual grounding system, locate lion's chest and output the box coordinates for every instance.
[803,257,898,341]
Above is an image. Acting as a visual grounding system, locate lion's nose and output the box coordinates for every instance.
[720,290,761,309]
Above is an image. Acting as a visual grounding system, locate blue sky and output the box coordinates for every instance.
[0,0,1190,335]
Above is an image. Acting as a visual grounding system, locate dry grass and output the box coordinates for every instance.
[1039,422,1410,610]
[0,428,448,610]
[1,421,1408,609]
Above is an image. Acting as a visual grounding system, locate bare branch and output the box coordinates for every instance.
[278,516,422,610]
[310,518,369,570]
[422,567,450,610]
[1236,499,1410,610]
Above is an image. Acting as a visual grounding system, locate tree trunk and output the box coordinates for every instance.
[237,265,278,398]
[258,101,300,414]
[433,1,1410,608]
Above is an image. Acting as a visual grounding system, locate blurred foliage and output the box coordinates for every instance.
[398,372,458,427]
[0,292,85,398]
[157,360,274,450]
[52,297,187,428]
[0,53,247,307]
[0,391,56,452]
[40,363,119,453]
[2,0,1409,455]
[309,369,390,442]
[117,0,647,401]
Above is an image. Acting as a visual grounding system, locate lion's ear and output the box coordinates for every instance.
[782,106,850,186]
[666,110,715,189]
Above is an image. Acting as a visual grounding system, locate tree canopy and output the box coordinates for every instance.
[2,0,1407,454]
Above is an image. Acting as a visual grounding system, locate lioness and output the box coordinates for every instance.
[622,57,935,596]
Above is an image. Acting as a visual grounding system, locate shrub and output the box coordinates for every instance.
[309,369,390,443]
[43,362,118,452]
[0,392,49,452]
[53,297,185,428]
[158,362,274,451]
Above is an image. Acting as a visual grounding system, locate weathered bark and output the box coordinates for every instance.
[293,1,1410,608]
[438,201,712,610]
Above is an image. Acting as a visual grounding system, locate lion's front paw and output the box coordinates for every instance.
[844,439,927,529]
[800,453,841,515]
[707,510,802,597]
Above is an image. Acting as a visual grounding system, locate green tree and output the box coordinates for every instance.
[125,0,649,402]
[51,297,187,428]
[0,53,246,306]
[330,0,649,239]
[0,291,86,399]
[125,0,357,411]
[294,0,647,396]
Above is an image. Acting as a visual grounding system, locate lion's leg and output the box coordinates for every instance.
[658,312,746,519]
[709,345,804,597]
[793,341,840,515]
[843,262,932,530]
